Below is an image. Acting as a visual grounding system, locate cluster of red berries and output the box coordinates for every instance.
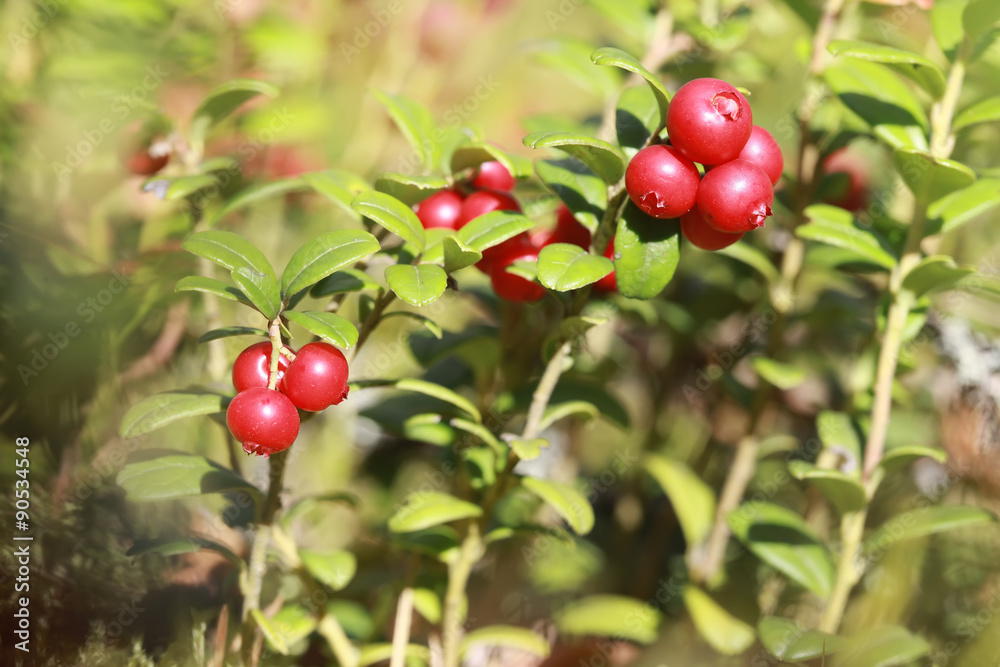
[225,341,349,457]
[414,161,614,302]
[625,78,783,251]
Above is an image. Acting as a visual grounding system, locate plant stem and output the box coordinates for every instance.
[818,509,867,633]
[441,524,484,667]
[318,614,359,667]
[389,587,415,667]
[523,340,573,440]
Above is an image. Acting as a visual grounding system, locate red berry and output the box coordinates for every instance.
[470,161,515,191]
[737,126,783,186]
[666,78,753,165]
[696,159,774,233]
[490,242,545,302]
[478,232,533,274]
[821,148,869,212]
[545,206,592,248]
[416,189,464,230]
[280,342,350,412]
[455,189,520,228]
[594,237,617,293]
[232,341,292,393]
[681,208,744,250]
[625,145,701,219]
[226,387,300,457]
[118,120,171,176]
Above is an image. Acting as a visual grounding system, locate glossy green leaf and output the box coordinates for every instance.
[352,191,426,252]
[461,626,550,658]
[753,358,808,390]
[879,445,948,476]
[521,477,594,535]
[281,230,380,298]
[715,242,780,285]
[928,178,1000,234]
[788,461,867,514]
[310,268,380,296]
[442,235,483,272]
[451,142,533,180]
[902,255,976,297]
[728,502,836,597]
[385,263,448,306]
[555,595,661,644]
[798,205,896,269]
[954,95,1000,132]
[614,203,681,299]
[191,78,279,139]
[758,616,845,662]
[116,450,256,501]
[197,326,268,343]
[591,47,671,116]
[644,455,716,545]
[232,266,281,319]
[456,211,536,252]
[371,90,438,170]
[210,177,309,223]
[396,378,481,422]
[536,243,612,291]
[283,311,358,349]
[684,586,755,656]
[120,393,229,438]
[374,172,450,206]
[932,0,967,61]
[834,625,930,667]
[963,0,1000,45]
[251,609,289,656]
[523,132,627,184]
[301,170,370,221]
[863,506,997,555]
[387,491,483,533]
[510,437,549,461]
[538,401,600,432]
[534,159,606,233]
[175,276,249,304]
[893,148,976,203]
[300,549,357,591]
[828,40,946,98]
[182,230,277,283]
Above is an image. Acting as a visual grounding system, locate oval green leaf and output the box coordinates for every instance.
[523,131,627,184]
[283,310,359,349]
[521,477,594,535]
[175,275,250,304]
[396,378,481,422]
[928,178,1000,234]
[828,40,946,98]
[191,78,279,140]
[461,626,550,658]
[232,266,282,319]
[385,263,447,306]
[371,90,439,170]
[684,586,755,656]
[352,191,426,252]
[301,169,370,221]
[537,243,613,291]
[862,506,998,555]
[835,625,930,667]
[902,255,976,297]
[300,549,357,591]
[388,491,483,533]
[644,455,716,546]
[798,204,897,269]
[758,616,845,662]
[591,46,671,116]
[753,357,808,390]
[182,230,277,283]
[787,461,867,515]
[554,594,662,644]
[615,204,680,299]
[120,393,229,439]
[456,211,536,252]
[310,268,381,297]
[535,159,606,233]
[281,230,381,298]
[442,235,483,272]
[954,95,1000,132]
[893,148,976,204]
[116,450,257,502]
[374,172,450,205]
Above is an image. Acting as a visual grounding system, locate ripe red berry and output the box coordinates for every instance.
[536,206,592,249]
[594,237,616,292]
[666,78,753,166]
[226,387,300,457]
[280,342,350,412]
[490,242,545,302]
[455,189,520,228]
[681,208,744,250]
[415,189,464,230]
[478,232,533,274]
[696,159,774,233]
[737,126,783,186]
[470,161,515,191]
[232,341,292,393]
[625,145,701,219]
[821,148,869,212]
[118,121,171,176]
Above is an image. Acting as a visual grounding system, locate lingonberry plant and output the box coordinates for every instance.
[14,1,1000,666]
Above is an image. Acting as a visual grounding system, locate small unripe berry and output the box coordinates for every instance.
[696,159,774,233]
[666,78,753,165]
[625,145,701,219]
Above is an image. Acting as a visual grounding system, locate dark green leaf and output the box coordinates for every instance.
[928,178,1000,234]
[616,84,662,154]
[283,311,358,349]
[828,40,946,98]
[893,148,976,204]
[684,586,756,655]
[175,275,250,304]
[835,625,930,667]
[197,326,268,343]
[310,269,381,296]
[385,263,448,306]
[120,393,229,438]
[591,46,671,117]
[555,595,661,644]
[534,159,606,234]
[787,461,867,514]
[116,450,257,501]
[388,491,483,533]
[521,477,594,535]
[442,235,483,272]
[758,616,845,662]
[456,211,536,252]
[798,205,896,269]
[281,230,381,297]
[301,170,370,221]
[300,549,357,590]
[396,378,481,422]
[209,177,310,224]
[461,626,550,658]
[615,203,680,299]
[182,230,278,284]
[644,455,716,545]
[374,173,450,205]
[523,132,627,184]
[191,78,279,139]
[863,506,997,555]
[371,90,438,170]
[537,243,612,291]
[352,191,426,252]
[902,255,976,297]
[232,266,281,319]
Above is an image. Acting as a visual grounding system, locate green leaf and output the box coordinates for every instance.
[268,605,319,649]
[450,418,503,453]
[753,358,808,390]
[281,230,380,298]
[798,205,896,269]
[146,174,219,201]
[175,276,250,304]
[182,230,278,283]
[878,445,947,476]
[283,311,358,349]
[536,243,612,291]
[456,211,536,253]
[210,177,310,224]
[510,438,549,461]
[251,609,289,656]
[197,326,268,343]
[411,588,442,624]
[902,255,976,297]
[450,142,533,180]
[535,159,606,234]
[835,625,930,667]
[126,536,242,566]
[788,461,867,515]
[587,0,653,41]
[388,491,483,533]
[310,268,380,297]
[521,477,594,535]
[374,172,450,205]
[643,455,716,546]
[385,263,448,306]
[371,90,438,170]
[191,78,279,140]
[932,0,967,61]
[684,586,755,656]
[616,84,662,155]
[382,311,443,339]
[715,242,780,285]
[396,378,481,422]
[523,132,627,184]
[614,204,681,299]
[893,148,976,204]
[555,595,662,644]
[817,411,863,471]
[300,549,357,591]
[728,502,836,597]
[824,59,929,149]
[863,506,997,555]
[120,392,229,438]
[758,616,846,662]
[352,191,426,252]
[591,47,671,117]
[528,39,620,100]
[963,0,1000,45]
[461,626,550,658]
[928,178,1000,234]
[232,266,282,319]
[358,644,429,667]
[828,40,947,98]
[954,95,1000,132]
[116,450,256,502]
[301,169,370,221]
[442,235,483,272]
[538,401,599,432]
